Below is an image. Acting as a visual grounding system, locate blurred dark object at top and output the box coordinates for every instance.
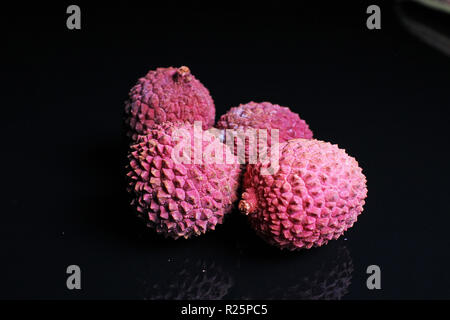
[397,0,450,56]
[411,0,450,14]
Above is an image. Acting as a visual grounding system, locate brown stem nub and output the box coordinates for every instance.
[239,188,257,215]
[174,66,191,82]
[177,66,190,76]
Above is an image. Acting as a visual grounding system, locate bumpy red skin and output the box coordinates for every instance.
[125,66,215,141]
[216,101,313,143]
[239,139,367,250]
[127,122,241,239]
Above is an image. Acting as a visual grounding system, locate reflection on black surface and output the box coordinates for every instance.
[269,246,353,300]
[132,213,354,300]
[237,242,353,300]
[138,257,233,300]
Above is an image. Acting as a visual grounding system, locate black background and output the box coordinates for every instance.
[1,1,450,299]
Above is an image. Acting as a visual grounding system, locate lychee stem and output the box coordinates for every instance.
[239,188,257,215]
[174,66,191,82]
[177,66,190,76]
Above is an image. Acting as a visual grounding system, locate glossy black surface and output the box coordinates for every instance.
[1,1,450,299]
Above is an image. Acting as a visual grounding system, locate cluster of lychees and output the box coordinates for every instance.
[124,66,367,250]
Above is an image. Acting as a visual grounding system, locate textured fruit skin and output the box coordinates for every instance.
[216,101,313,143]
[239,139,367,250]
[127,122,241,239]
[125,66,215,141]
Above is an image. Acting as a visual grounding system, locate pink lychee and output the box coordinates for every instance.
[125,66,215,141]
[127,122,241,239]
[216,101,313,143]
[239,138,367,250]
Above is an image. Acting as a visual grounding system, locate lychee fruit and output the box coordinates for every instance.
[125,66,215,141]
[239,138,367,250]
[216,101,313,143]
[127,121,241,239]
